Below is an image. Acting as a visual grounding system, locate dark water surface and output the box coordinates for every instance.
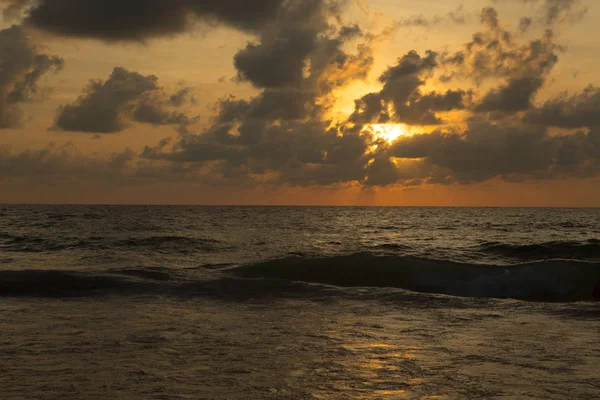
[1,205,599,399]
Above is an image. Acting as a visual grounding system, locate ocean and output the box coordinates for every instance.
[0,205,599,399]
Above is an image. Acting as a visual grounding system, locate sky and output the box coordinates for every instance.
[1,0,600,206]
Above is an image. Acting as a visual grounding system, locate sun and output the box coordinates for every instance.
[369,124,410,143]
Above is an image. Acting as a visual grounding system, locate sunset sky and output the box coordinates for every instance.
[1,0,600,206]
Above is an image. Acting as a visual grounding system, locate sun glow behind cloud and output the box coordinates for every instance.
[369,123,412,143]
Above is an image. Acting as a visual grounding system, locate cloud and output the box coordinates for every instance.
[135,6,600,189]
[347,9,561,125]
[1,0,289,41]
[350,50,468,125]
[141,102,374,187]
[168,87,196,107]
[233,0,373,92]
[232,1,328,89]
[523,0,587,26]
[233,31,317,89]
[381,118,600,185]
[439,9,560,115]
[0,142,210,189]
[524,85,600,128]
[0,24,64,129]
[234,89,320,122]
[138,0,382,186]
[132,97,198,131]
[4,4,600,193]
[441,11,560,83]
[133,6,599,189]
[0,142,137,182]
[1,0,24,21]
[474,76,545,114]
[54,67,198,134]
[519,17,533,32]
[491,0,587,31]
[140,81,378,186]
[5,119,600,190]
[394,6,468,29]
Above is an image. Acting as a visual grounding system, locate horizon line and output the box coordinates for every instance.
[1,203,599,209]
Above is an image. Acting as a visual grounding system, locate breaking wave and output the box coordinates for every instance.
[478,239,600,261]
[1,253,599,302]
[234,253,600,302]
[0,270,142,298]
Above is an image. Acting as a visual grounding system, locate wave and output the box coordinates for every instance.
[0,270,142,298]
[371,243,412,251]
[233,253,600,302]
[0,267,328,300]
[114,236,223,253]
[479,240,600,261]
[0,234,223,253]
[105,266,173,281]
[0,235,91,253]
[1,254,599,302]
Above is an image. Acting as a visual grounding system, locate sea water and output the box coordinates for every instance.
[0,205,598,399]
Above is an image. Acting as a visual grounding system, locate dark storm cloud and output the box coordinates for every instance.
[0,24,64,129]
[133,96,198,128]
[357,5,560,124]
[143,110,600,188]
[168,88,196,107]
[6,121,599,189]
[55,67,159,133]
[1,0,288,41]
[381,3,597,186]
[220,19,373,123]
[144,76,404,187]
[234,31,317,89]
[391,89,467,125]
[174,0,376,175]
[245,89,320,121]
[212,88,332,128]
[474,76,545,113]
[380,118,600,185]
[5,4,600,190]
[139,6,593,189]
[350,51,467,125]
[389,122,557,184]
[139,0,377,187]
[232,0,373,91]
[524,85,600,128]
[54,67,198,134]
[141,100,374,187]
[232,0,329,89]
